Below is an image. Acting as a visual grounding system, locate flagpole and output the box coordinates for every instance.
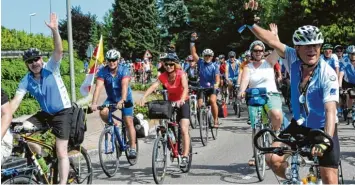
[88,35,103,95]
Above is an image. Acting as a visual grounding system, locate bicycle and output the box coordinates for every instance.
[220,76,229,105]
[339,88,348,122]
[245,88,272,181]
[150,91,193,184]
[344,88,355,127]
[253,118,342,185]
[190,86,218,146]
[97,103,139,178]
[1,121,93,184]
[189,87,198,129]
[232,84,242,118]
[280,79,292,113]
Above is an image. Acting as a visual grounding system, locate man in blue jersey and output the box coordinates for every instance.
[190,32,220,127]
[10,13,71,184]
[321,44,339,76]
[242,1,339,183]
[226,51,240,97]
[91,49,137,158]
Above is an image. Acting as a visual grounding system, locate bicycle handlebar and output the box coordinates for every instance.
[253,118,334,156]
[97,102,133,111]
[188,86,214,92]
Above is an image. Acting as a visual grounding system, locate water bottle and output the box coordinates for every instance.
[168,129,176,144]
[36,154,49,174]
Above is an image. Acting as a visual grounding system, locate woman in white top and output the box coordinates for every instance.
[238,40,283,165]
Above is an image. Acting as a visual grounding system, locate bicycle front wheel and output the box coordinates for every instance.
[98,127,120,177]
[199,108,208,146]
[253,126,266,181]
[152,135,168,184]
[2,175,39,184]
[67,146,93,184]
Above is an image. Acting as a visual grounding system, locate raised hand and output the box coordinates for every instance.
[45,13,59,31]
[269,23,278,36]
[191,32,198,42]
[244,0,258,11]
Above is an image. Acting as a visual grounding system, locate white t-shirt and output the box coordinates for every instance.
[247,60,278,92]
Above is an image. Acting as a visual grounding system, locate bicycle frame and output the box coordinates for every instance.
[105,106,129,153]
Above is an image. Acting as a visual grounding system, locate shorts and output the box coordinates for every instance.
[176,101,190,123]
[26,108,72,140]
[248,93,283,127]
[197,88,218,100]
[342,80,355,89]
[103,99,134,117]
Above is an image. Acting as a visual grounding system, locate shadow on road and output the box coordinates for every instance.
[339,135,355,147]
[341,151,355,167]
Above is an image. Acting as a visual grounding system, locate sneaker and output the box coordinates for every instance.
[180,156,188,168]
[128,148,137,159]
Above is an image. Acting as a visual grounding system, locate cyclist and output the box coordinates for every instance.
[339,45,355,120]
[243,2,339,182]
[321,44,340,76]
[139,53,191,167]
[334,45,344,61]
[143,58,152,82]
[237,50,251,86]
[219,54,228,89]
[185,55,199,87]
[157,53,167,77]
[91,49,137,159]
[190,32,220,127]
[227,51,240,99]
[133,58,143,81]
[9,13,70,184]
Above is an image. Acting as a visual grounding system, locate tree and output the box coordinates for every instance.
[111,0,161,59]
[59,6,100,60]
[102,8,114,52]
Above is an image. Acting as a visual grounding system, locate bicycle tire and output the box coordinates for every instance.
[199,108,208,146]
[338,160,344,184]
[253,126,266,181]
[152,135,168,184]
[67,146,93,184]
[180,136,193,173]
[209,110,218,140]
[125,133,139,165]
[237,103,241,118]
[190,100,198,129]
[98,127,120,177]
[2,175,40,184]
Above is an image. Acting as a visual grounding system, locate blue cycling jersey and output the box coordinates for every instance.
[227,61,239,80]
[97,65,133,103]
[284,46,339,129]
[340,59,355,84]
[339,56,350,70]
[16,57,71,114]
[197,58,220,87]
[320,54,339,72]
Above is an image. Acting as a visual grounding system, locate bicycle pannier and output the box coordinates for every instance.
[147,100,172,119]
[246,88,268,106]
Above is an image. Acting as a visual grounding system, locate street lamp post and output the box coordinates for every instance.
[66,0,76,102]
[29,13,36,34]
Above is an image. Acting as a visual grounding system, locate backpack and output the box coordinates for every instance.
[69,103,87,147]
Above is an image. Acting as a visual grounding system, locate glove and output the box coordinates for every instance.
[312,143,328,156]
[242,9,258,26]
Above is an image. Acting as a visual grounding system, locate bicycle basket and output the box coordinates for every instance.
[245,88,268,106]
[147,100,173,119]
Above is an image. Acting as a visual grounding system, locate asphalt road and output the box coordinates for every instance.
[89,105,355,184]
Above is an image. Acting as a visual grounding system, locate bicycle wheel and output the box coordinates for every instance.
[2,175,39,184]
[190,100,198,129]
[253,125,266,181]
[98,127,120,177]
[125,133,139,165]
[152,135,168,184]
[338,160,344,184]
[180,135,193,173]
[209,110,218,140]
[199,108,208,146]
[68,146,93,184]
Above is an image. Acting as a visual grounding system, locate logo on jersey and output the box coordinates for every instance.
[329,75,336,81]
[330,88,337,95]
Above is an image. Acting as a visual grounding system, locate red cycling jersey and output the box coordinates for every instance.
[220,63,227,74]
[158,69,187,101]
[134,62,142,71]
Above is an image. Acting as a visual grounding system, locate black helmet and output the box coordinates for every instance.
[164,53,179,63]
[23,48,42,62]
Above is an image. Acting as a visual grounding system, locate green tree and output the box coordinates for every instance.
[111,0,161,59]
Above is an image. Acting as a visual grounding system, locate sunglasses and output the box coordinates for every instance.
[165,63,175,67]
[188,60,194,62]
[229,56,235,58]
[107,59,117,63]
[26,57,41,64]
[336,50,343,53]
[204,55,212,58]
[253,49,264,53]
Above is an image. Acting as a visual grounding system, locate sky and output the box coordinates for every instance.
[1,0,114,35]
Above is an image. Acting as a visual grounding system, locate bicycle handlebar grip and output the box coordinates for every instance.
[253,128,280,152]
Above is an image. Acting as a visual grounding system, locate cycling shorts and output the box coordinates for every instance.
[342,80,355,89]
[103,99,134,117]
[197,88,218,100]
[176,101,190,123]
[26,108,72,140]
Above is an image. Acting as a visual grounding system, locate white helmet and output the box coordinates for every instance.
[105,49,121,60]
[244,50,251,56]
[249,40,265,52]
[292,25,324,46]
[159,53,167,60]
[346,45,355,54]
[202,49,214,57]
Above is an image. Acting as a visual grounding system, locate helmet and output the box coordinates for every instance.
[164,53,179,63]
[202,49,214,57]
[292,25,324,46]
[249,40,265,52]
[334,45,343,50]
[105,49,121,60]
[159,53,168,60]
[135,58,141,62]
[228,51,236,57]
[186,55,193,61]
[346,45,355,54]
[23,48,42,62]
[244,50,251,57]
[322,44,333,50]
[218,54,225,59]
